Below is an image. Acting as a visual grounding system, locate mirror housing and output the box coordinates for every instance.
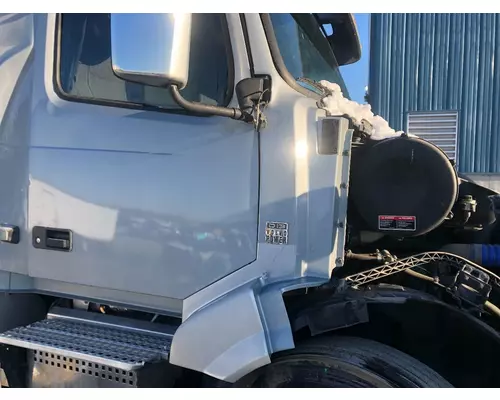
[110,13,192,89]
[315,13,361,66]
[110,13,256,123]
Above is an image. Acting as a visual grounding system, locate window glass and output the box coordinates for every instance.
[58,14,232,108]
[269,13,350,98]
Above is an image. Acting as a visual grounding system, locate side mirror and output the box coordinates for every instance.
[315,13,361,66]
[110,13,192,89]
[110,13,257,123]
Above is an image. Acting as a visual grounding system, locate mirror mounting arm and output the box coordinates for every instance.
[169,85,254,123]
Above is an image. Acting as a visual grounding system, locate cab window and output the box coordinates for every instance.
[269,13,350,98]
[57,13,233,109]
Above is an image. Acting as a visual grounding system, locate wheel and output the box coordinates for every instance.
[233,336,453,388]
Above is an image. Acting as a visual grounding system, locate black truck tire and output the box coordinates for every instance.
[237,335,453,388]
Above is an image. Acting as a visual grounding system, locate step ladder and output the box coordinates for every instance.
[0,307,176,387]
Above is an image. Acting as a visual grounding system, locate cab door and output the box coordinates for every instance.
[27,13,258,301]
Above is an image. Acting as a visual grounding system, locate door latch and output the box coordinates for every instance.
[32,226,72,252]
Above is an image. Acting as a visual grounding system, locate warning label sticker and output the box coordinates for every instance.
[378,215,416,232]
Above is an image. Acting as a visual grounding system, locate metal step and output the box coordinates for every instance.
[0,307,175,372]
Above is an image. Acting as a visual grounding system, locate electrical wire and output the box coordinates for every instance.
[485,301,500,318]
[404,268,437,283]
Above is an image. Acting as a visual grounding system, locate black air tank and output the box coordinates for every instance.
[349,135,458,237]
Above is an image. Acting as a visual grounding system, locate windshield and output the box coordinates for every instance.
[269,13,350,98]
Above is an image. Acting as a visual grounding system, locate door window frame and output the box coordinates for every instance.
[52,13,236,116]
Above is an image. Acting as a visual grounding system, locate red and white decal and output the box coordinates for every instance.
[378,215,416,232]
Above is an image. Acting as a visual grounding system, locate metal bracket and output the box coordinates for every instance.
[451,264,492,310]
[345,251,500,290]
[0,224,19,244]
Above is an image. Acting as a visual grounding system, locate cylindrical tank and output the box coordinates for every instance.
[349,135,459,237]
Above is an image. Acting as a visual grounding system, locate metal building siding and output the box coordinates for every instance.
[369,13,500,173]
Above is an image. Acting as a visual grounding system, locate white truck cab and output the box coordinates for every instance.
[0,13,499,388]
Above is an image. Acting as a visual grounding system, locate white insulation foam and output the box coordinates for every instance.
[318,80,414,141]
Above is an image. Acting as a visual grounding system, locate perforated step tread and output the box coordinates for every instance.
[0,312,173,371]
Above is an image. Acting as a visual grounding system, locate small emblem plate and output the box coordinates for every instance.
[265,221,289,245]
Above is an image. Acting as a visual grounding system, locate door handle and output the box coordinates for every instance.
[46,237,71,250]
[33,226,72,252]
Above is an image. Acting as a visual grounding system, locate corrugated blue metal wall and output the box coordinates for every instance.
[369,13,500,173]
